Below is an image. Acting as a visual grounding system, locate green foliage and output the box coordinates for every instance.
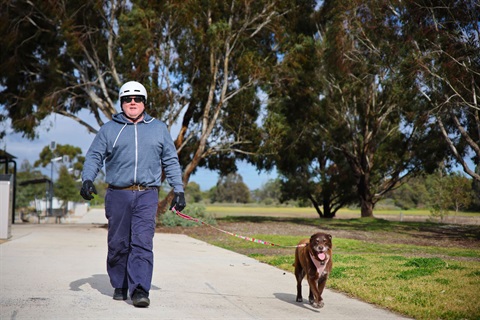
[34,144,83,169]
[388,176,430,210]
[387,171,477,213]
[15,160,48,208]
[158,204,216,227]
[1,0,478,216]
[14,147,101,210]
[406,1,480,183]
[446,172,475,212]
[211,173,251,203]
[1,0,285,203]
[251,179,282,204]
[264,28,358,218]
[426,169,475,219]
[263,0,459,219]
[54,166,82,206]
[185,181,203,203]
[0,0,119,138]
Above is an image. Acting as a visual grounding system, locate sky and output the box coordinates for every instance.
[2,111,278,191]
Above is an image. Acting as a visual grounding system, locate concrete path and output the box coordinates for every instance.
[0,210,410,319]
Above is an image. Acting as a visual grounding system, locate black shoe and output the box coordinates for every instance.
[113,288,128,301]
[132,288,150,308]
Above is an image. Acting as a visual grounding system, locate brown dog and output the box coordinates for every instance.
[294,232,333,308]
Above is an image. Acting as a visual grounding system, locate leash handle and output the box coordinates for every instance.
[171,208,305,248]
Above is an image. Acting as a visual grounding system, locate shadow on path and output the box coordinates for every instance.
[70,274,112,297]
[274,292,320,313]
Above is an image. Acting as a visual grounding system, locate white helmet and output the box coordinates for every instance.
[119,81,147,101]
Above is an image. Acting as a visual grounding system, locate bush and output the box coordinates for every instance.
[159,204,217,227]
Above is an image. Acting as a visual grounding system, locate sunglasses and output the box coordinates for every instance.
[121,96,145,103]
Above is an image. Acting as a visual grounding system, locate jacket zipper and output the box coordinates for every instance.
[134,123,138,184]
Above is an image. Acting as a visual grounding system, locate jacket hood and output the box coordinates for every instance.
[112,112,154,124]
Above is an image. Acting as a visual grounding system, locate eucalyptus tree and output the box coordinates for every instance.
[0,0,125,136]
[405,1,480,182]
[34,144,84,173]
[123,0,294,211]
[0,0,296,213]
[264,54,358,218]
[55,165,83,212]
[260,0,358,218]
[276,0,447,218]
[211,173,250,203]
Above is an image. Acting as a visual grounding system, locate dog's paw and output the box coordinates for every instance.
[312,301,324,309]
[296,296,303,302]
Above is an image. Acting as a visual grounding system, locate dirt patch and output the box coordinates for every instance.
[156,217,480,251]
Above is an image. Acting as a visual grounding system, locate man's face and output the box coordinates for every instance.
[121,95,145,121]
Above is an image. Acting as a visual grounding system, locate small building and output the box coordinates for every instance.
[0,150,17,224]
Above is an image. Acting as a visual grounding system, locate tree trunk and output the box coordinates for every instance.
[308,194,337,219]
[322,198,335,218]
[309,194,324,218]
[358,176,374,218]
[322,206,335,219]
[360,199,374,218]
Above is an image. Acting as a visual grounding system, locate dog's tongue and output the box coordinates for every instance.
[318,253,326,260]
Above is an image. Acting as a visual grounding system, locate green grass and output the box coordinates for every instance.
[327,254,479,320]
[189,217,480,320]
[205,236,480,320]
[203,234,480,259]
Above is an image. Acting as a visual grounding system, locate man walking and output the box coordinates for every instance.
[80,81,186,307]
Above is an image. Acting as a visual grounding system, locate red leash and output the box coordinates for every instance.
[172,208,305,248]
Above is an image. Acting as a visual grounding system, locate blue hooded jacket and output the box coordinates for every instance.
[82,112,184,193]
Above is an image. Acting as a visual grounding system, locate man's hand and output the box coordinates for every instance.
[80,180,97,200]
[169,192,186,212]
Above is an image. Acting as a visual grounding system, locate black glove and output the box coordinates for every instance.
[80,180,97,200]
[170,192,186,212]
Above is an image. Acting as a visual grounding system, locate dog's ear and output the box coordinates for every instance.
[327,234,332,240]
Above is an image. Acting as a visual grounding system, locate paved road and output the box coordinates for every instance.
[0,210,410,319]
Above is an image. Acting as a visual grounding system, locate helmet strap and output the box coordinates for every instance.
[122,111,145,123]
